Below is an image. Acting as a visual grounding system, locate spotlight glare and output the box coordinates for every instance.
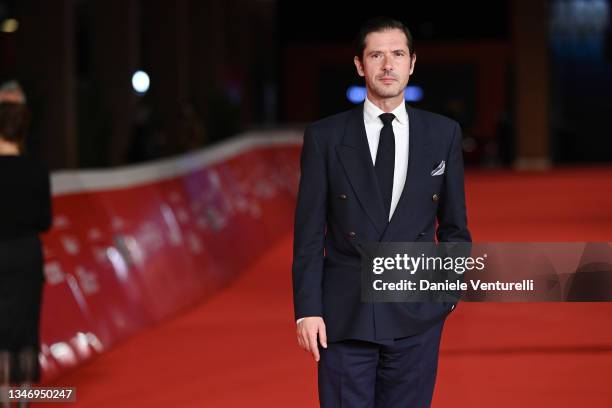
[1,19,19,33]
[132,70,150,94]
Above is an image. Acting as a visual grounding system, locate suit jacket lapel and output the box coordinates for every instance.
[381,103,432,242]
[336,104,388,235]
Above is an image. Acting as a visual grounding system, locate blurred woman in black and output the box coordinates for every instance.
[0,87,52,407]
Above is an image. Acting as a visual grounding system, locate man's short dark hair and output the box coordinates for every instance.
[354,16,414,61]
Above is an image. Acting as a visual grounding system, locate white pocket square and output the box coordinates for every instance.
[431,160,445,176]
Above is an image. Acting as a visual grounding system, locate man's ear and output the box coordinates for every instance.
[353,56,365,77]
[409,53,416,76]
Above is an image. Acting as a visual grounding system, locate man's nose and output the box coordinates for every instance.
[382,56,393,70]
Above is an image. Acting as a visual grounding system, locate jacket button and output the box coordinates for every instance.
[348,231,357,239]
[432,194,439,203]
[338,194,347,200]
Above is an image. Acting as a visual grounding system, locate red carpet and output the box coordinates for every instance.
[46,167,612,407]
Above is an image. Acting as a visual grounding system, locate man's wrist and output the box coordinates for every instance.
[296,316,321,324]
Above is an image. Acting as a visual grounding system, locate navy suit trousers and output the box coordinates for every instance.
[318,319,445,408]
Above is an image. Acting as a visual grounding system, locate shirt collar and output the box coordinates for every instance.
[363,96,408,126]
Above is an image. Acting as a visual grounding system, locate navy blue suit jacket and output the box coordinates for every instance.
[292,101,471,343]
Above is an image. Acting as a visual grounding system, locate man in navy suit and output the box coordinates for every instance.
[292,16,471,407]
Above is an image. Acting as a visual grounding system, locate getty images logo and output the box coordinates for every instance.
[371,253,488,275]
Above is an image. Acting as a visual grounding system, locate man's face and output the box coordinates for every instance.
[353,28,415,100]
[0,89,25,104]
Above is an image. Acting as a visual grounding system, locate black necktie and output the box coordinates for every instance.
[375,113,395,219]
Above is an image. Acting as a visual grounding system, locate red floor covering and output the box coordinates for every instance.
[46,167,612,407]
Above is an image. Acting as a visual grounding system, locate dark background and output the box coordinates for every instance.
[0,0,610,169]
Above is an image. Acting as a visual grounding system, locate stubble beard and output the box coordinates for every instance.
[369,79,407,100]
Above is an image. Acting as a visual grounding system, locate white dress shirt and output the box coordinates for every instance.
[363,97,410,221]
[296,97,410,325]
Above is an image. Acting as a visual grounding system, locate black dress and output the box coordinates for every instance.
[0,154,52,383]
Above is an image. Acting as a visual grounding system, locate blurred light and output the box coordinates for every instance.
[71,332,92,358]
[1,18,18,33]
[404,86,424,102]
[86,332,104,352]
[49,342,78,366]
[347,86,368,103]
[106,246,129,282]
[550,0,610,60]
[346,85,424,104]
[132,70,150,94]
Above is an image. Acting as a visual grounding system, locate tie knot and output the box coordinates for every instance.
[379,113,395,126]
